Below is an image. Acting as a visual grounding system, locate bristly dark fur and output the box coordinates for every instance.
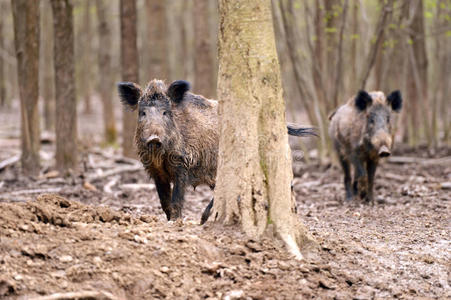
[117,82,141,110]
[355,90,373,111]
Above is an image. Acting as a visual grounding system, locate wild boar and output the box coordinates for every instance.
[118,79,315,220]
[329,90,402,202]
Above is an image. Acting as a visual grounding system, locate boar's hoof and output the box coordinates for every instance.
[378,145,391,158]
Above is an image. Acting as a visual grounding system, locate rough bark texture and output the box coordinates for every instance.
[214,0,313,259]
[405,0,430,146]
[81,0,93,114]
[144,0,168,81]
[193,0,214,98]
[11,0,41,176]
[0,2,5,107]
[40,0,55,130]
[51,0,78,173]
[120,0,139,158]
[96,0,117,144]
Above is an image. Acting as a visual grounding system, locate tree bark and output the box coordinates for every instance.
[81,0,93,114]
[11,0,41,176]
[51,0,78,173]
[0,1,5,107]
[96,0,117,144]
[120,0,139,158]
[40,0,55,130]
[144,0,168,81]
[193,0,214,98]
[213,0,314,259]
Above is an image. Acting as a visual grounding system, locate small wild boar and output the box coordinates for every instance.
[329,90,402,202]
[118,79,315,220]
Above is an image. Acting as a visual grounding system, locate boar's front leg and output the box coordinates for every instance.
[338,154,353,201]
[351,154,368,200]
[154,176,172,220]
[170,167,188,220]
[366,158,378,203]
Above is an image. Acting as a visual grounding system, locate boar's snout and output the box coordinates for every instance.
[378,145,391,158]
[145,135,162,149]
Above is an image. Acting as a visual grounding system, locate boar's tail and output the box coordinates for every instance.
[287,125,318,137]
[200,198,214,225]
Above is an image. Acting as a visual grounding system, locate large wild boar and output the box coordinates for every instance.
[329,90,402,202]
[118,79,315,220]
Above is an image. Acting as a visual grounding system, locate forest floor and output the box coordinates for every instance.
[0,106,450,299]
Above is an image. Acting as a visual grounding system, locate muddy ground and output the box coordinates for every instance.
[0,105,450,299]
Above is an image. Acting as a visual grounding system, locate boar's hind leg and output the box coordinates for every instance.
[338,155,353,201]
[351,155,368,200]
[154,177,172,221]
[366,159,378,203]
[170,168,188,220]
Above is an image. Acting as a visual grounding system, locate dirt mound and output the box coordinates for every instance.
[0,194,353,299]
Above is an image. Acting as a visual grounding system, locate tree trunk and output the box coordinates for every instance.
[324,0,339,109]
[144,0,168,81]
[193,0,214,98]
[96,0,117,144]
[213,0,314,259]
[81,0,93,114]
[40,0,55,130]
[51,0,78,173]
[120,0,139,158]
[0,1,5,107]
[11,0,41,176]
[349,1,359,95]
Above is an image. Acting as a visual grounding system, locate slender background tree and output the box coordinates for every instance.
[11,0,41,176]
[51,0,78,173]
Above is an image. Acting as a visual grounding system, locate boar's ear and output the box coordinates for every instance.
[167,80,190,103]
[387,90,402,112]
[355,90,373,111]
[117,82,142,110]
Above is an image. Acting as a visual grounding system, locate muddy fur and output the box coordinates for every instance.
[329,90,403,202]
[118,79,315,220]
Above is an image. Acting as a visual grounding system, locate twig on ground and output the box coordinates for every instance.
[388,156,451,166]
[87,165,142,182]
[104,176,119,194]
[28,290,119,300]
[10,188,62,195]
[0,154,20,170]
[119,183,155,191]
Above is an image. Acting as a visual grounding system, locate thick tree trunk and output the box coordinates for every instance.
[11,0,41,176]
[51,0,78,173]
[193,0,214,98]
[349,1,358,95]
[96,0,117,144]
[144,0,168,81]
[40,0,55,130]
[120,0,139,158]
[214,0,314,259]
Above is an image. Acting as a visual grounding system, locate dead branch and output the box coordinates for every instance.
[10,188,62,195]
[440,182,451,190]
[28,290,119,300]
[119,183,155,191]
[0,154,20,170]
[104,176,119,194]
[87,164,142,182]
[388,156,451,166]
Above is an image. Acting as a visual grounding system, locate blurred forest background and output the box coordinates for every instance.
[0,0,450,174]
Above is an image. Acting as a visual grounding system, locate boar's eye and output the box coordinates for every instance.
[386,115,390,123]
[163,111,170,116]
[139,110,145,118]
[369,117,375,125]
